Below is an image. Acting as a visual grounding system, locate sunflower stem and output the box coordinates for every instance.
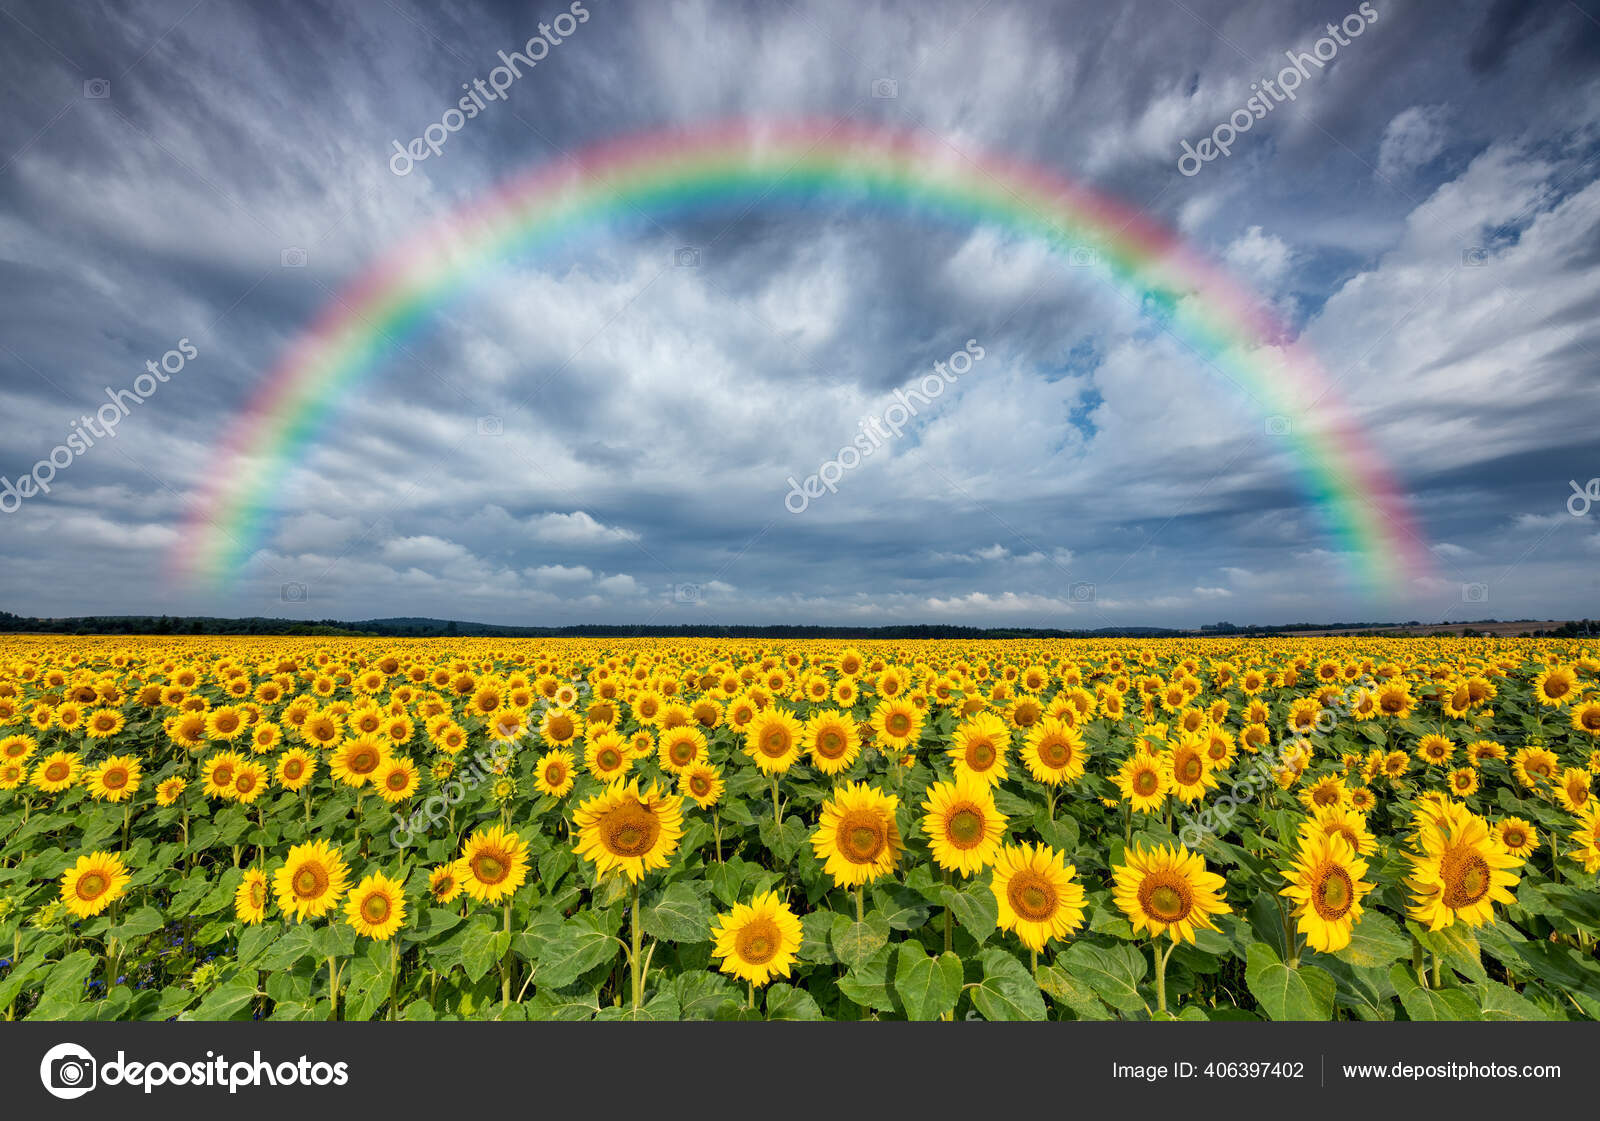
[713,809,723,864]
[748,981,756,1011]
[1412,937,1428,989]
[855,885,864,924]
[501,899,512,1006]
[1431,953,1442,989]
[943,868,953,953]
[1154,939,1176,1015]
[770,775,782,827]
[388,938,400,1021]
[327,955,341,1021]
[629,880,646,1012]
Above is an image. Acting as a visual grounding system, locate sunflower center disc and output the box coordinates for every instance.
[1441,849,1491,908]
[294,866,327,898]
[603,803,662,857]
[947,807,985,848]
[473,854,508,883]
[77,873,106,900]
[1008,873,1057,921]
[1316,866,1353,919]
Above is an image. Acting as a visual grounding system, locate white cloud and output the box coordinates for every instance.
[1377,105,1450,180]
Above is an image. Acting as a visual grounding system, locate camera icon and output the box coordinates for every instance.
[871,78,898,99]
[280,247,307,268]
[476,415,503,436]
[40,1043,97,1099]
[1461,246,1489,267]
[82,79,110,100]
[1067,246,1100,268]
[673,246,701,268]
[1068,581,1096,603]
[281,581,308,603]
[672,583,702,605]
[1461,582,1489,604]
[1264,415,1292,437]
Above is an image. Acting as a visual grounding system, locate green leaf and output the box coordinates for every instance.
[1332,911,1410,970]
[765,983,823,1020]
[642,881,712,943]
[113,905,166,942]
[972,947,1046,1021]
[1059,941,1148,1014]
[1244,942,1334,1021]
[1475,979,1548,1021]
[942,878,998,944]
[829,910,889,968]
[1389,963,1481,1021]
[892,943,962,1021]
[189,977,259,1020]
[534,912,620,988]
[1036,962,1114,1020]
[836,946,898,1013]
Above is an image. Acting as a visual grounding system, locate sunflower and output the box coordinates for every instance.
[1533,665,1577,707]
[710,891,803,987]
[1570,700,1600,737]
[86,754,141,802]
[1467,739,1506,765]
[659,725,710,775]
[1375,682,1414,719]
[1167,736,1217,804]
[235,868,270,924]
[275,747,317,791]
[204,705,248,742]
[1554,766,1592,813]
[1280,831,1372,952]
[539,706,582,746]
[1381,750,1411,780]
[31,750,81,793]
[460,824,532,902]
[585,731,633,782]
[810,782,902,889]
[1303,803,1379,856]
[533,750,576,798]
[1020,718,1087,784]
[678,761,725,809]
[1511,746,1558,788]
[1568,806,1600,873]
[59,850,131,919]
[155,776,187,806]
[743,708,804,774]
[1112,843,1229,943]
[1405,803,1519,930]
[1347,785,1377,814]
[330,735,389,788]
[920,774,1007,876]
[948,712,1010,786]
[1416,734,1454,767]
[0,734,36,763]
[990,843,1087,952]
[373,756,419,803]
[573,780,685,882]
[83,707,125,739]
[0,759,24,789]
[870,697,923,752]
[227,760,268,804]
[1445,766,1479,798]
[1493,817,1539,861]
[803,710,861,775]
[345,872,407,940]
[200,751,244,799]
[273,840,350,921]
[250,722,282,755]
[1116,752,1170,813]
[429,861,466,903]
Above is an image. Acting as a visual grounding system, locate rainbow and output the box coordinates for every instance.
[177,118,1429,593]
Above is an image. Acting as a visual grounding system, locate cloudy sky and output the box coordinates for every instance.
[1,0,1597,628]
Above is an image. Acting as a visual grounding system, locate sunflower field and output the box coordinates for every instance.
[0,635,1597,1022]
